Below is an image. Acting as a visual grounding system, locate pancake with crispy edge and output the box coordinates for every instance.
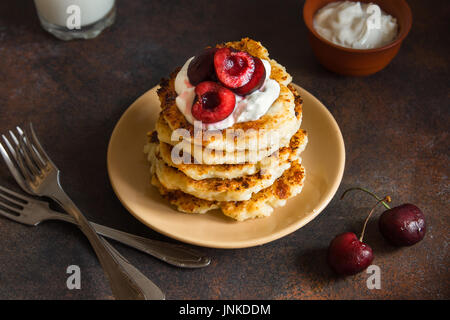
[150,160,305,221]
[150,128,307,180]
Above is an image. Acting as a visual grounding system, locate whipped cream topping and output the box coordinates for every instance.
[174,56,280,131]
[313,1,398,49]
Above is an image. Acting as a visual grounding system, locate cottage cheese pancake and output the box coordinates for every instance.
[147,139,291,201]
[145,128,307,203]
[155,115,300,165]
[151,128,308,180]
[151,160,306,221]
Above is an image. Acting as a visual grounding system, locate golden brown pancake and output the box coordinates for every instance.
[151,160,306,221]
[156,128,307,180]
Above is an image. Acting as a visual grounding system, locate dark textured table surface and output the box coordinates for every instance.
[0,0,448,300]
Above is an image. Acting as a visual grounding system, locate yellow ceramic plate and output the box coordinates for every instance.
[107,84,345,248]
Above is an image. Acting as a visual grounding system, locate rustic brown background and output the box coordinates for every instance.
[0,0,448,299]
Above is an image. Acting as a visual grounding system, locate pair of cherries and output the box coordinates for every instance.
[187,47,266,123]
[328,187,426,276]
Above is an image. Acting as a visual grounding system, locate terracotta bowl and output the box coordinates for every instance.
[303,0,412,76]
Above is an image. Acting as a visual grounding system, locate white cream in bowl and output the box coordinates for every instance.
[313,1,398,49]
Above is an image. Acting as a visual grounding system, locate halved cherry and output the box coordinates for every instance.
[234,57,266,96]
[191,81,236,123]
[214,48,255,88]
[187,48,218,86]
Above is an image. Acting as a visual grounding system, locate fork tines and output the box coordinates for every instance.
[0,185,28,219]
[0,124,50,192]
[0,185,28,205]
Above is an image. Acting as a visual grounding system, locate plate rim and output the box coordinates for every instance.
[107,83,345,249]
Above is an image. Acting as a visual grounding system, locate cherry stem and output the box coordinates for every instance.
[359,196,391,242]
[341,187,391,210]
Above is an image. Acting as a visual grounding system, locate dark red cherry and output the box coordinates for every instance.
[379,204,426,246]
[191,81,235,123]
[327,232,374,276]
[328,189,392,276]
[234,57,266,96]
[187,48,219,86]
[214,48,255,88]
[341,187,426,248]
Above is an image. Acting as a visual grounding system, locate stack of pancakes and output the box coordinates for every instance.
[145,38,308,221]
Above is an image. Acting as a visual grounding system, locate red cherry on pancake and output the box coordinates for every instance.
[214,48,255,88]
[234,57,266,96]
[191,81,236,123]
[187,48,219,86]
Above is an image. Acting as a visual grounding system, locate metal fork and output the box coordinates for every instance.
[0,124,164,300]
[0,184,210,268]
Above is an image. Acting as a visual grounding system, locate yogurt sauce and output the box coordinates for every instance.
[174,57,280,131]
[313,1,398,49]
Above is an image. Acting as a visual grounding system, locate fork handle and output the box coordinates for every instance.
[50,187,164,300]
[49,213,210,268]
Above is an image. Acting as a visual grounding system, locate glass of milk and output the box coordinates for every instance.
[34,0,116,40]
